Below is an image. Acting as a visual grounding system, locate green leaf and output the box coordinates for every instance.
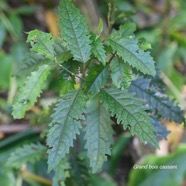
[85,65,109,97]
[53,39,72,63]
[138,38,152,51]
[97,18,103,35]
[91,34,106,65]
[12,64,51,119]
[20,52,50,76]
[151,117,170,141]
[27,30,55,59]
[47,90,87,171]
[101,88,158,148]
[6,143,46,168]
[107,37,156,76]
[110,57,131,89]
[53,158,70,186]
[69,156,90,186]
[129,78,185,124]
[84,96,114,173]
[20,40,71,76]
[58,0,91,63]
[111,22,136,39]
[128,145,186,186]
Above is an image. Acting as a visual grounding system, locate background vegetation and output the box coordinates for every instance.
[0,0,186,185]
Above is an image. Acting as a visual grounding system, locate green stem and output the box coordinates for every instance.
[58,64,84,82]
[22,171,52,185]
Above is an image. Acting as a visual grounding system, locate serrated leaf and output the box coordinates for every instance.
[101,88,158,148]
[151,117,170,140]
[91,34,106,65]
[6,143,46,168]
[52,158,70,186]
[129,78,185,123]
[58,0,91,63]
[27,30,55,59]
[47,90,87,171]
[53,39,72,63]
[107,37,156,76]
[19,40,71,77]
[12,64,51,119]
[110,57,131,89]
[19,52,50,76]
[85,65,109,97]
[84,96,114,173]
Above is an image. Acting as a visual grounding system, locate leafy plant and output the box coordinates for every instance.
[10,0,185,184]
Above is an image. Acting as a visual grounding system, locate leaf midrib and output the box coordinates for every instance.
[109,39,154,75]
[63,2,86,63]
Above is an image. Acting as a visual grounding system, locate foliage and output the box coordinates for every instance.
[6,143,46,168]
[5,0,186,185]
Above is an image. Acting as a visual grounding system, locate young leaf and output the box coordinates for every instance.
[129,78,185,124]
[107,37,156,76]
[101,88,159,148]
[85,65,109,97]
[97,18,103,35]
[12,64,51,119]
[84,96,114,173]
[91,33,106,65]
[47,90,87,171]
[6,143,46,168]
[58,0,91,63]
[27,30,55,59]
[110,57,131,89]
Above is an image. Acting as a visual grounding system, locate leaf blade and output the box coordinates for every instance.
[84,96,114,173]
[101,88,158,148]
[110,57,131,89]
[12,64,51,119]
[47,90,87,171]
[108,37,156,76]
[6,143,46,168]
[58,0,91,63]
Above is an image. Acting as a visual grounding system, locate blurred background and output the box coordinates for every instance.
[0,0,186,185]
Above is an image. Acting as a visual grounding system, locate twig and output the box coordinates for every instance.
[0,124,44,134]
